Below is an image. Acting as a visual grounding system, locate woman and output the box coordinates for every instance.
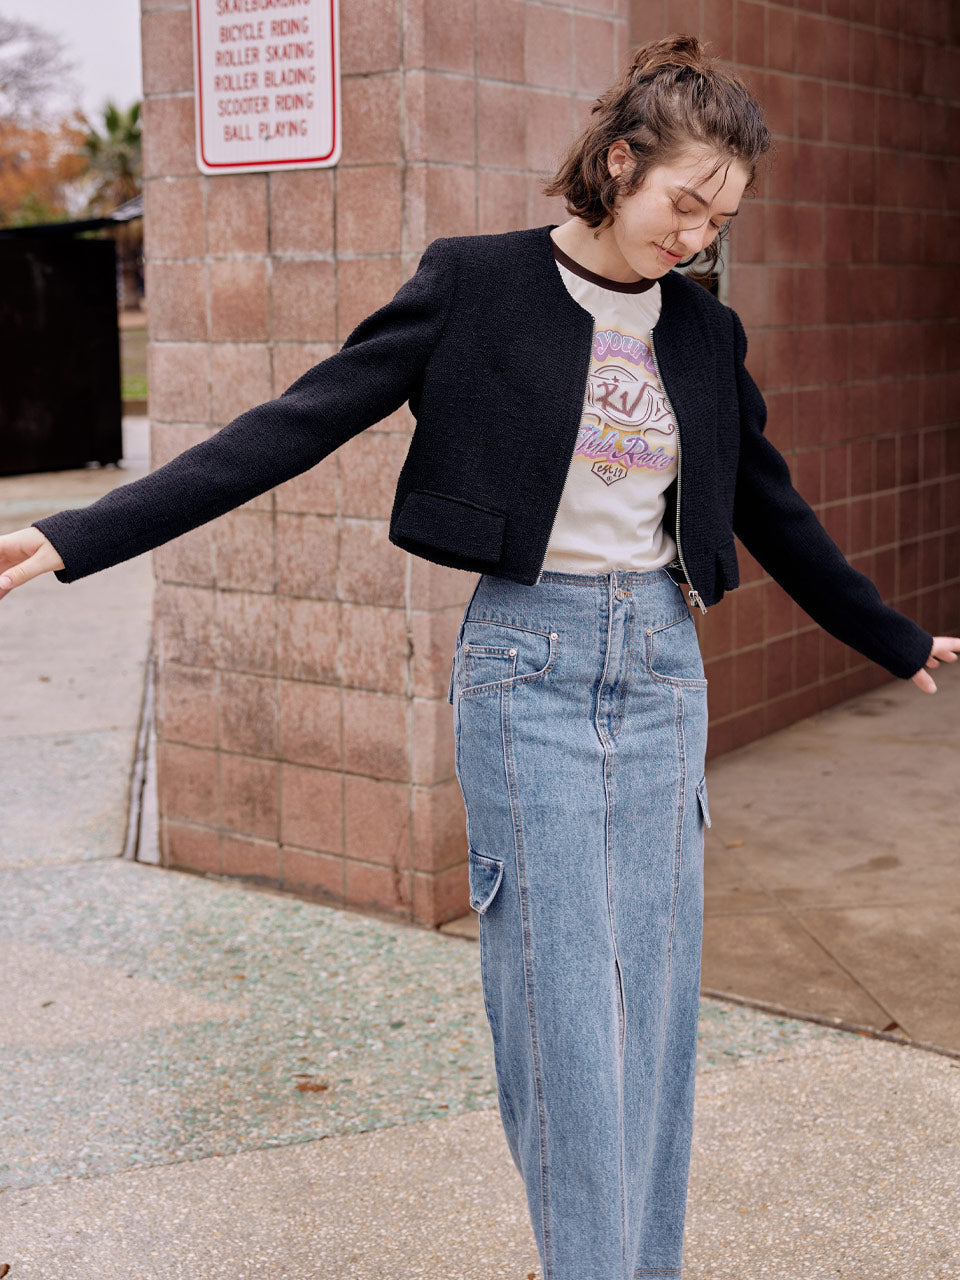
[1,34,956,1280]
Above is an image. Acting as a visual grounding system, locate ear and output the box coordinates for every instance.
[606,139,634,180]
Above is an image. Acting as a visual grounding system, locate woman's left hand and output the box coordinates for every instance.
[911,636,960,693]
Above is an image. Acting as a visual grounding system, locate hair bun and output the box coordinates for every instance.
[628,34,709,79]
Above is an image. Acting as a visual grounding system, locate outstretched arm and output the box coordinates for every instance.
[728,309,951,686]
[17,237,456,587]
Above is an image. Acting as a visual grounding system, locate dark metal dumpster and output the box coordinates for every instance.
[0,236,123,476]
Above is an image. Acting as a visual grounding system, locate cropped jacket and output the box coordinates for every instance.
[35,223,932,679]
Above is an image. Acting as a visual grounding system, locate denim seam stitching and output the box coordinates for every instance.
[646,611,692,635]
[611,602,635,739]
[462,618,555,638]
[599,576,628,1269]
[500,680,553,1277]
[639,682,684,1265]
[658,684,685,1071]
[645,622,708,688]
[464,649,517,693]
[459,633,558,698]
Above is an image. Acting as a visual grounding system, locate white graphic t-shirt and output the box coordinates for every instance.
[542,242,679,575]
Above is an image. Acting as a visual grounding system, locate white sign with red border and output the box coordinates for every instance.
[192,0,340,175]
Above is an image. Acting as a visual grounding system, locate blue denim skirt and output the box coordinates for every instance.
[450,568,710,1280]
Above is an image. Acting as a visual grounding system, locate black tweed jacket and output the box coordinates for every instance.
[35,224,932,678]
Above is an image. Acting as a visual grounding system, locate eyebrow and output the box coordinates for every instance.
[675,185,739,218]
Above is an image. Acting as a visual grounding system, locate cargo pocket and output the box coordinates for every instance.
[467,850,504,914]
[696,776,712,828]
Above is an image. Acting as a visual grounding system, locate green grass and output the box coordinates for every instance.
[120,324,147,402]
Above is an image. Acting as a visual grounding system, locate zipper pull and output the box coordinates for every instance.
[688,588,707,615]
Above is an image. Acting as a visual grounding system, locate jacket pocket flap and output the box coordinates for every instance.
[394,490,506,563]
[468,850,504,914]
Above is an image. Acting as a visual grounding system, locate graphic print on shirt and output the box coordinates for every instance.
[577,327,677,486]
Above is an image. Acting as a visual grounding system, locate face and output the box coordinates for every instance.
[606,142,750,279]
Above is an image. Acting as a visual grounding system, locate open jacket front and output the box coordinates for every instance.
[35,224,932,679]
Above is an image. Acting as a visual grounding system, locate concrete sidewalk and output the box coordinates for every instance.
[0,421,153,873]
[701,672,960,1053]
[1,442,958,1278]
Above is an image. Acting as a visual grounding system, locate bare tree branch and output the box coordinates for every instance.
[0,16,77,126]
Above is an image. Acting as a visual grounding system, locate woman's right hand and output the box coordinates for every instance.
[0,528,65,600]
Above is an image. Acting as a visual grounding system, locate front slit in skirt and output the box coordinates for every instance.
[450,568,710,1280]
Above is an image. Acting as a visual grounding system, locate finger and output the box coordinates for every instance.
[0,529,60,577]
[926,657,940,668]
[0,548,57,595]
[911,669,937,694]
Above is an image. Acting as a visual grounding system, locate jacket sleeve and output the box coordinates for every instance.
[34,237,457,583]
[729,309,933,680]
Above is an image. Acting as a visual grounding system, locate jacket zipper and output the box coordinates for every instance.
[649,330,707,614]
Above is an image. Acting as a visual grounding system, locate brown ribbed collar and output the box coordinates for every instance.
[550,237,656,295]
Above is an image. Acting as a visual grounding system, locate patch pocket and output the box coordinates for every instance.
[468,850,504,914]
[459,621,556,696]
[645,613,708,687]
[696,776,711,828]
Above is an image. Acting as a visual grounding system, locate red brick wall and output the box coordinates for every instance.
[142,0,957,923]
[632,0,960,754]
[140,0,629,925]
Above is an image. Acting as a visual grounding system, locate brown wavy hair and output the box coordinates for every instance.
[543,34,771,276]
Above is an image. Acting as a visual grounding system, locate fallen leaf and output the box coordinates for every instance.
[725,839,744,848]
[296,1080,329,1093]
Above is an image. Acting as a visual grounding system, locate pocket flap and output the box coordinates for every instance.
[696,776,712,828]
[393,490,506,563]
[467,850,504,914]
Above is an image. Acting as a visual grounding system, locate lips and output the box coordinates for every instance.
[657,243,683,262]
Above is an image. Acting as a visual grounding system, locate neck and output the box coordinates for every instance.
[549,218,645,284]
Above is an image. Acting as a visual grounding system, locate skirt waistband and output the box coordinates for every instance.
[535,567,675,589]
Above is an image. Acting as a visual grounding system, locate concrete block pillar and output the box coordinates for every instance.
[139,0,629,925]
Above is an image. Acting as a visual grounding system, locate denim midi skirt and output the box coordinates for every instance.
[450,568,710,1280]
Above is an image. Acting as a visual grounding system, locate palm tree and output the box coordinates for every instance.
[83,101,142,309]
[83,101,141,209]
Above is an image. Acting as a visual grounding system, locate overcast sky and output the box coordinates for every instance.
[1,0,143,125]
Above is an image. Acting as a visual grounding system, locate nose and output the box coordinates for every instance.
[676,221,718,256]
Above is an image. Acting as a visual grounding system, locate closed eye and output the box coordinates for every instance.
[675,203,729,232]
